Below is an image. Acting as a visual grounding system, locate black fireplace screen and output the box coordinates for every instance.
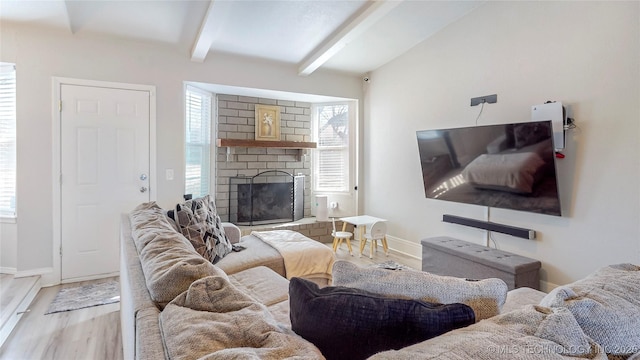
[229,171,304,225]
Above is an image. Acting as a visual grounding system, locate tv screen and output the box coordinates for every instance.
[416,121,561,216]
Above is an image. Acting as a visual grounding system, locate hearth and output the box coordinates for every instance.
[229,170,304,225]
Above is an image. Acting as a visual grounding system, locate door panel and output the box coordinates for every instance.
[61,84,150,281]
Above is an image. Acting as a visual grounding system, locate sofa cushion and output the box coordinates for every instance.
[129,201,181,251]
[170,195,232,263]
[539,263,640,356]
[370,305,606,360]
[268,300,291,328]
[228,266,289,306]
[159,276,323,359]
[501,286,547,314]
[289,277,475,360]
[129,202,226,308]
[135,307,165,360]
[216,234,286,276]
[332,260,508,320]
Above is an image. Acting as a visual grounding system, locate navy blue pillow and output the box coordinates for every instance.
[289,277,475,360]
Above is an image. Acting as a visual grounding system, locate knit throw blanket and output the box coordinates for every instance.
[159,276,324,360]
[370,305,607,360]
[539,263,640,356]
[252,230,334,280]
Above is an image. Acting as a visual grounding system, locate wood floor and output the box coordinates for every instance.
[0,240,419,360]
[0,277,122,360]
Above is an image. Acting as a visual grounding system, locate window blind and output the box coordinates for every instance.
[315,104,349,192]
[0,64,16,217]
[184,86,212,199]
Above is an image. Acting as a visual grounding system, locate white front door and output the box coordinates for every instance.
[60,84,150,281]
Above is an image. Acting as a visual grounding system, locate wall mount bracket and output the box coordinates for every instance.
[470,94,497,106]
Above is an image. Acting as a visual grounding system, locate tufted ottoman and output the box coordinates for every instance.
[421,237,541,290]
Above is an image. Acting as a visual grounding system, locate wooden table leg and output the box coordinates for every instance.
[358,226,366,256]
[382,236,389,255]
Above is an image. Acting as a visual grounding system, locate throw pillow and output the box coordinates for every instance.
[539,263,640,357]
[170,195,232,263]
[332,260,508,320]
[289,277,475,360]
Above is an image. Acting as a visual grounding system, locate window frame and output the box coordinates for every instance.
[0,63,16,220]
[312,102,353,193]
[184,85,214,199]
[311,99,358,219]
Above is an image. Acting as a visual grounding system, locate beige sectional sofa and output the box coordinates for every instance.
[120,208,308,359]
[121,202,640,360]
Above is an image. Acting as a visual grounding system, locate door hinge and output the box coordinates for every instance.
[59,100,62,112]
[60,173,63,184]
[59,246,62,256]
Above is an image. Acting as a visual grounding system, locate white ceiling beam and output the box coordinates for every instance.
[191,0,218,62]
[298,0,403,76]
[63,0,79,34]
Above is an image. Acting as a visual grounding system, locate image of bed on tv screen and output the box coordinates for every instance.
[416,121,561,216]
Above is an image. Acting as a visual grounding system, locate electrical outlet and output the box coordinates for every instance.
[470,94,497,106]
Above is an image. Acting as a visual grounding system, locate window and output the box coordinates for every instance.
[0,63,16,217]
[314,103,350,192]
[184,86,212,198]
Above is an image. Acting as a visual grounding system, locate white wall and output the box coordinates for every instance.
[0,23,362,279]
[0,222,17,273]
[364,1,640,288]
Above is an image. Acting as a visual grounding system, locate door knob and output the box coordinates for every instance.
[140,187,148,193]
[140,174,147,181]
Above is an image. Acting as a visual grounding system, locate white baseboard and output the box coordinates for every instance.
[0,267,17,275]
[61,271,119,284]
[385,235,421,260]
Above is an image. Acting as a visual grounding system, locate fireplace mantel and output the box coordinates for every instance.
[216,139,317,149]
[217,139,316,161]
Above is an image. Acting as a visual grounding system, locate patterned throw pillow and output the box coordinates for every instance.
[170,195,232,263]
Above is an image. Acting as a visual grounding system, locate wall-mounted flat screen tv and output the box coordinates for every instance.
[416,120,561,216]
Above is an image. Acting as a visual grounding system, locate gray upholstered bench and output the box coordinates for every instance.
[421,237,541,290]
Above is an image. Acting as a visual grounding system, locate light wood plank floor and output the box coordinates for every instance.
[0,240,418,360]
[0,274,39,330]
[0,277,122,360]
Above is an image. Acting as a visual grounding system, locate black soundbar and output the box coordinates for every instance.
[442,214,536,240]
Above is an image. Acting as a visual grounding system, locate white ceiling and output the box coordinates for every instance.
[0,0,483,76]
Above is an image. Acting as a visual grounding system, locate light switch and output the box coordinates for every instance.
[166,169,174,181]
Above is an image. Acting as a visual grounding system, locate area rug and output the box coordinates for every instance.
[45,280,120,315]
[371,260,413,271]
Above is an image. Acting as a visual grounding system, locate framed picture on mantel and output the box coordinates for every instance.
[255,105,281,141]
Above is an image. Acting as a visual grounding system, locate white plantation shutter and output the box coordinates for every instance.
[0,64,16,217]
[315,104,349,192]
[184,86,212,198]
